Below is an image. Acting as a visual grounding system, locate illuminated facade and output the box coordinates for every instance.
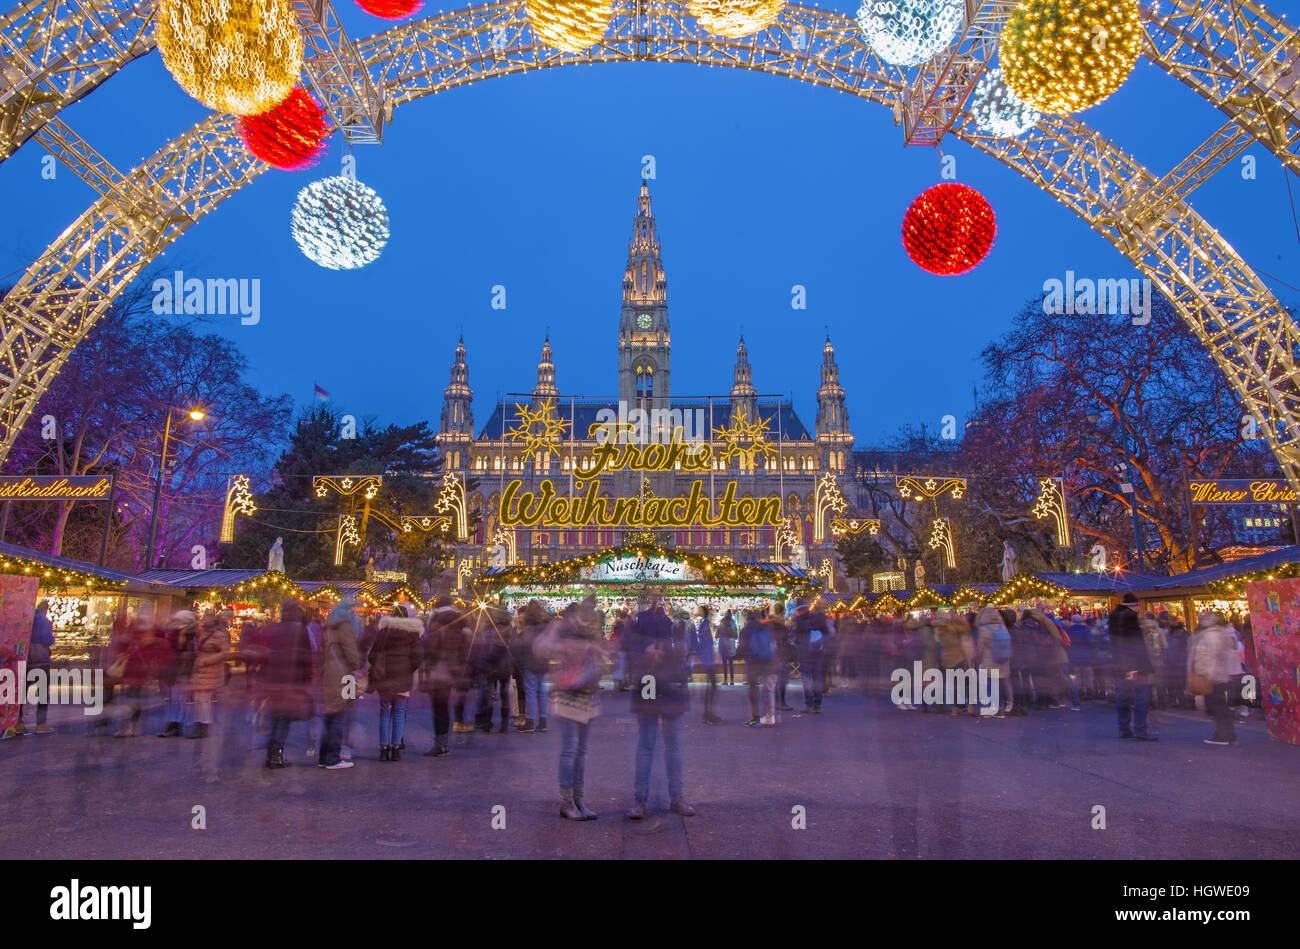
[437,181,856,570]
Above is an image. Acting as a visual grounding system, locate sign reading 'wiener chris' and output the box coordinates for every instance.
[1188,479,1299,505]
[0,476,113,501]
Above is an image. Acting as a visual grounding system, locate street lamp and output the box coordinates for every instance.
[144,404,207,570]
[1088,402,1145,572]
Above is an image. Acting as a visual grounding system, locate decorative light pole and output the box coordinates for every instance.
[145,405,206,569]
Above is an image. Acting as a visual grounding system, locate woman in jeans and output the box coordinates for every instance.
[368,604,423,761]
[535,596,608,820]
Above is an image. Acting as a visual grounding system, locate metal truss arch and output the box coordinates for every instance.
[1,0,1299,490]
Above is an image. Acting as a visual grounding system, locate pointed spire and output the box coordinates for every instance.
[731,333,757,422]
[533,335,558,399]
[440,336,473,438]
[623,178,667,306]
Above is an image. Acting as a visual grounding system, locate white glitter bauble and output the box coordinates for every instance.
[856,0,964,67]
[291,176,390,270]
[969,67,1041,138]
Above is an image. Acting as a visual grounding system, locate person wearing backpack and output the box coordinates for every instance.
[737,609,774,726]
[793,601,829,714]
[975,607,1013,717]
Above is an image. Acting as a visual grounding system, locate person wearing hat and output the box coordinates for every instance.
[1108,593,1156,740]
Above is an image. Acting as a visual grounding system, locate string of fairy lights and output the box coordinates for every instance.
[147,0,1148,277]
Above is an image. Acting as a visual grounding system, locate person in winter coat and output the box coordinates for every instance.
[263,600,314,768]
[625,594,695,819]
[793,602,831,714]
[1109,593,1156,741]
[155,611,197,738]
[319,595,362,769]
[18,600,55,734]
[468,606,515,734]
[691,606,722,724]
[736,609,776,726]
[1159,611,1190,707]
[1188,612,1242,745]
[419,595,462,757]
[188,612,231,739]
[1139,611,1168,706]
[368,603,424,761]
[1030,608,1074,710]
[974,607,1013,716]
[517,600,552,734]
[1066,614,1095,699]
[534,595,608,820]
[716,610,738,685]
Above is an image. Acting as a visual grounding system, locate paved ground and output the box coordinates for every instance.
[3,677,1296,859]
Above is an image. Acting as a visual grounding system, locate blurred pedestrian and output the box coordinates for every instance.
[1109,593,1157,741]
[263,600,314,768]
[155,610,197,738]
[691,605,722,724]
[517,600,552,734]
[320,595,362,769]
[1188,611,1240,746]
[188,612,230,739]
[419,595,462,757]
[716,609,738,686]
[368,603,423,761]
[20,600,55,734]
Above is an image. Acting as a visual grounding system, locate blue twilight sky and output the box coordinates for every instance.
[2,1,1298,448]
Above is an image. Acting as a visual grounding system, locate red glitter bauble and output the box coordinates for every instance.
[356,0,423,18]
[238,86,329,171]
[901,183,997,276]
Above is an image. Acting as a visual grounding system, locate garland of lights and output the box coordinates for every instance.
[155,0,304,116]
[526,0,613,51]
[1207,563,1300,599]
[477,543,820,593]
[968,66,1041,139]
[990,573,1069,605]
[855,0,963,68]
[0,556,125,592]
[1000,0,1142,114]
[291,176,390,271]
[906,586,949,610]
[687,0,785,39]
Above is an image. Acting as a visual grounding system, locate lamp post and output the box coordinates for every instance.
[1087,403,1145,572]
[144,405,206,570]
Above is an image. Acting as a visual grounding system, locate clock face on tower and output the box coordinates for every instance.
[636,312,653,330]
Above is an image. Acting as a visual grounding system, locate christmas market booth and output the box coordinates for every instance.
[0,541,186,664]
[475,545,819,618]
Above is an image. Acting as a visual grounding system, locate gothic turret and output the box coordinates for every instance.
[618,179,670,411]
[730,333,757,423]
[533,333,558,400]
[439,336,474,464]
[816,334,853,470]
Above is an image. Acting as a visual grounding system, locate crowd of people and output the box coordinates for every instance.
[9,588,1259,816]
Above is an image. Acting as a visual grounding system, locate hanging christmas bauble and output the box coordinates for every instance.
[901,183,996,276]
[355,0,423,18]
[291,176,390,270]
[156,0,304,116]
[1000,0,1141,113]
[968,66,1041,138]
[238,87,330,171]
[687,0,785,38]
[525,0,612,51]
[856,0,963,67]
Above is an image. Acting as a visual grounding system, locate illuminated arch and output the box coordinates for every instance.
[2,0,1299,487]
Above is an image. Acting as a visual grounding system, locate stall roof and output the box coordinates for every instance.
[1134,545,1300,597]
[0,541,186,595]
[139,568,269,588]
[1034,571,1166,595]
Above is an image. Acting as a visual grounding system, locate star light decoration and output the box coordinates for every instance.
[896,475,966,501]
[335,514,361,566]
[291,176,390,271]
[831,516,881,538]
[855,0,964,67]
[928,516,956,568]
[968,66,1041,138]
[434,470,469,539]
[712,411,777,468]
[774,516,799,561]
[902,183,996,276]
[505,398,570,460]
[1000,0,1142,114]
[221,474,257,543]
[812,472,848,544]
[156,0,304,115]
[313,475,382,500]
[526,0,613,51]
[238,86,330,170]
[688,0,785,38]
[1032,476,1071,546]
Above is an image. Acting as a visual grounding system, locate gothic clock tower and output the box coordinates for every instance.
[618,179,670,412]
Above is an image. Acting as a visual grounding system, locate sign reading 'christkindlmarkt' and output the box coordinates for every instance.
[1188,479,1299,505]
[0,476,113,501]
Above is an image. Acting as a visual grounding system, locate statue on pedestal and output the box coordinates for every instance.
[1000,540,1018,582]
[267,537,284,573]
[791,544,809,571]
[489,542,509,568]
[913,560,925,589]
